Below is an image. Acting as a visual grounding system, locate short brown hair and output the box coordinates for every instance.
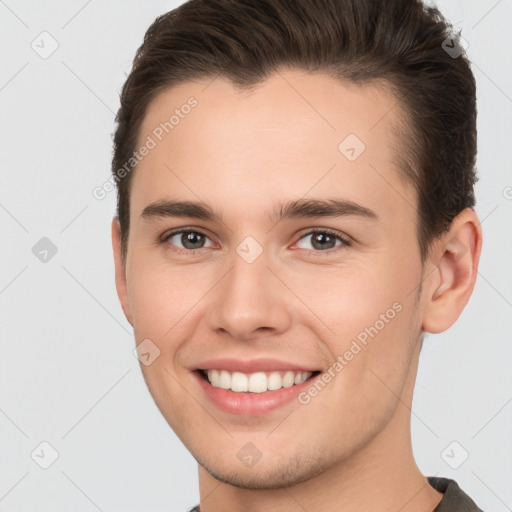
[112,0,477,263]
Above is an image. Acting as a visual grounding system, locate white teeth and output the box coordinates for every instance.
[248,372,267,393]
[218,370,231,389]
[231,372,248,392]
[205,369,313,392]
[267,371,282,391]
[282,371,295,388]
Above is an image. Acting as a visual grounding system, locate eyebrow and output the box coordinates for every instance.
[271,198,378,223]
[141,200,222,222]
[140,198,378,223]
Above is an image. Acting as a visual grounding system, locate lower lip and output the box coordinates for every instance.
[194,371,316,416]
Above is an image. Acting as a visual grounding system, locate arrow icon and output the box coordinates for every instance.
[134,339,161,366]
[441,441,468,469]
[31,31,59,60]
[442,36,467,59]
[237,441,262,467]
[338,134,365,161]
[32,237,58,262]
[31,441,59,469]
[236,236,263,263]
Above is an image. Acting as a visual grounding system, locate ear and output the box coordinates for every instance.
[111,217,133,327]
[422,208,483,334]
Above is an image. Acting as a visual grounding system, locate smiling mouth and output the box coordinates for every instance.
[198,369,321,393]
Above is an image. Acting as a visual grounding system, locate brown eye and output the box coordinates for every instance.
[165,230,214,251]
[296,230,349,252]
[311,232,337,250]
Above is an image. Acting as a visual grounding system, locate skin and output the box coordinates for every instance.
[112,69,482,512]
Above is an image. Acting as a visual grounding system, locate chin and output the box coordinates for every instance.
[195,450,333,490]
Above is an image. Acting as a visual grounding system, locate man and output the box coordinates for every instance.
[111,0,484,510]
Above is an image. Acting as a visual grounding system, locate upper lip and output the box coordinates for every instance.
[194,358,319,373]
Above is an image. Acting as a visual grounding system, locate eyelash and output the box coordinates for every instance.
[159,227,352,257]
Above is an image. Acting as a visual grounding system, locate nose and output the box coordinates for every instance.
[206,251,292,342]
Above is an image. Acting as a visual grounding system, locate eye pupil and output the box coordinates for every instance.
[182,232,205,249]
[312,233,335,250]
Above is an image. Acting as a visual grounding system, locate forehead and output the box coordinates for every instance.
[132,69,414,224]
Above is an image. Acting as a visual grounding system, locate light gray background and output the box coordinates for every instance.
[0,1,510,511]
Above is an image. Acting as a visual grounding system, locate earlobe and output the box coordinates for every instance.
[422,209,483,334]
[111,217,134,327]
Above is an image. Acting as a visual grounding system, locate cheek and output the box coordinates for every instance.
[286,261,406,341]
[126,256,210,338]
[287,257,421,392]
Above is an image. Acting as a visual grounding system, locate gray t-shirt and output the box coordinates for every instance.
[429,477,483,511]
[188,476,484,511]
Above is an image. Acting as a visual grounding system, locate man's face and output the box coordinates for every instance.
[115,70,428,487]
